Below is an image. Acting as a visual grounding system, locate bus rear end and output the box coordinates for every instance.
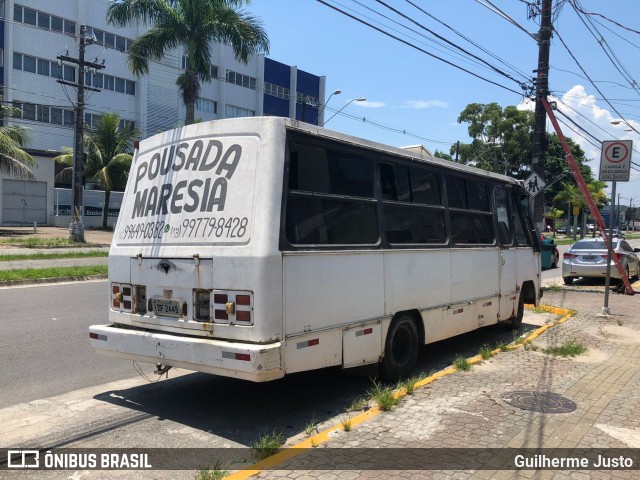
[90,118,286,381]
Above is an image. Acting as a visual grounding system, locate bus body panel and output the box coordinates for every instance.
[283,251,385,336]
[498,249,518,319]
[382,249,451,315]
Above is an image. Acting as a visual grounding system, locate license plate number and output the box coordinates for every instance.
[152,299,181,317]
[582,255,596,261]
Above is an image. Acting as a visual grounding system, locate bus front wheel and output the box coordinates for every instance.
[380,314,419,381]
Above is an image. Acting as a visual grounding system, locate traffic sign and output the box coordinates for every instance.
[599,140,632,182]
[524,172,546,197]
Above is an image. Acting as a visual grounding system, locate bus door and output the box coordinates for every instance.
[495,186,517,320]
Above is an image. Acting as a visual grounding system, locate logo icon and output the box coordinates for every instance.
[7,450,39,468]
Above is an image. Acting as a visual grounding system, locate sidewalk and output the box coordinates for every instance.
[245,290,640,479]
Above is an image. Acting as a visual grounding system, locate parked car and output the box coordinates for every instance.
[587,223,595,233]
[562,237,640,285]
[556,225,567,234]
[540,235,559,269]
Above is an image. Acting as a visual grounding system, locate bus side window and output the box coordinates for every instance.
[514,192,535,248]
[448,176,494,246]
[494,186,513,247]
[285,142,378,246]
[380,163,446,245]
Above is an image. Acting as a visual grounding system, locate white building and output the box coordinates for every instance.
[0,0,326,225]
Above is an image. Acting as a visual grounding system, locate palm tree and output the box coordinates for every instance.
[107,0,269,125]
[544,207,564,238]
[55,113,137,229]
[0,100,35,179]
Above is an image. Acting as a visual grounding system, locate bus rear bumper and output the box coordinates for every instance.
[89,324,284,382]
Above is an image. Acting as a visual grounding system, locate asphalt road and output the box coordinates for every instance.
[0,280,153,408]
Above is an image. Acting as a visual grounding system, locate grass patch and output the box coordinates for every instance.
[341,418,352,432]
[399,375,420,395]
[511,331,526,345]
[543,339,587,357]
[347,396,368,413]
[195,460,228,480]
[0,237,89,248]
[479,343,493,360]
[304,414,319,436]
[544,284,562,293]
[0,265,108,282]
[530,307,548,314]
[0,251,108,262]
[452,354,471,371]
[250,430,283,461]
[368,379,400,411]
[497,341,509,352]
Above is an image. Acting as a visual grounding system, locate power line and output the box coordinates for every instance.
[403,0,531,82]
[569,0,640,97]
[373,0,530,89]
[570,2,640,36]
[315,0,526,96]
[553,27,640,135]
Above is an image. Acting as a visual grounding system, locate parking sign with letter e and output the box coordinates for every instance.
[599,140,632,182]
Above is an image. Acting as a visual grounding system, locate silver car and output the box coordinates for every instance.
[562,237,640,285]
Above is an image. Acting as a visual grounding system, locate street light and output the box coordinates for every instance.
[313,89,341,125]
[611,120,637,133]
[324,97,366,125]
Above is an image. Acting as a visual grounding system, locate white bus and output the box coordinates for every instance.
[90,117,541,382]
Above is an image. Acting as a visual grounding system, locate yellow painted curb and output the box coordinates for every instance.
[226,304,574,479]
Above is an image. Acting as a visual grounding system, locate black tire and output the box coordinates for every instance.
[563,276,574,285]
[506,293,524,330]
[380,314,419,382]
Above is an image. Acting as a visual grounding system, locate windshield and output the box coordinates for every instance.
[573,240,618,250]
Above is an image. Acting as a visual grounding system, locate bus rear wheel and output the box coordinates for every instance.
[380,314,419,382]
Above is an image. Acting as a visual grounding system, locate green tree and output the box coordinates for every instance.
[545,207,564,238]
[452,102,597,208]
[453,103,533,177]
[55,113,137,229]
[0,100,35,178]
[107,0,269,126]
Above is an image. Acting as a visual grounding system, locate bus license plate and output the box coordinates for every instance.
[152,299,181,317]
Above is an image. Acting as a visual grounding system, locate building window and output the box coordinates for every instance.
[196,97,217,114]
[182,56,219,79]
[297,93,319,108]
[14,4,75,36]
[225,104,255,118]
[23,55,36,73]
[13,100,75,127]
[226,70,256,90]
[265,82,290,100]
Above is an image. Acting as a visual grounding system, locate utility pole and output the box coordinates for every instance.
[57,25,104,241]
[532,0,552,229]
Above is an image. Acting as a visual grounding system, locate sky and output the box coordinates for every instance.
[249,0,640,206]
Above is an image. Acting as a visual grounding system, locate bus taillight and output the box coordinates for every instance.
[211,290,253,325]
[111,283,133,312]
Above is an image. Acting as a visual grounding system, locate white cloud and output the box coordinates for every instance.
[402,100,448,109]
[518,85,640,163]
[357,100,385,108]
